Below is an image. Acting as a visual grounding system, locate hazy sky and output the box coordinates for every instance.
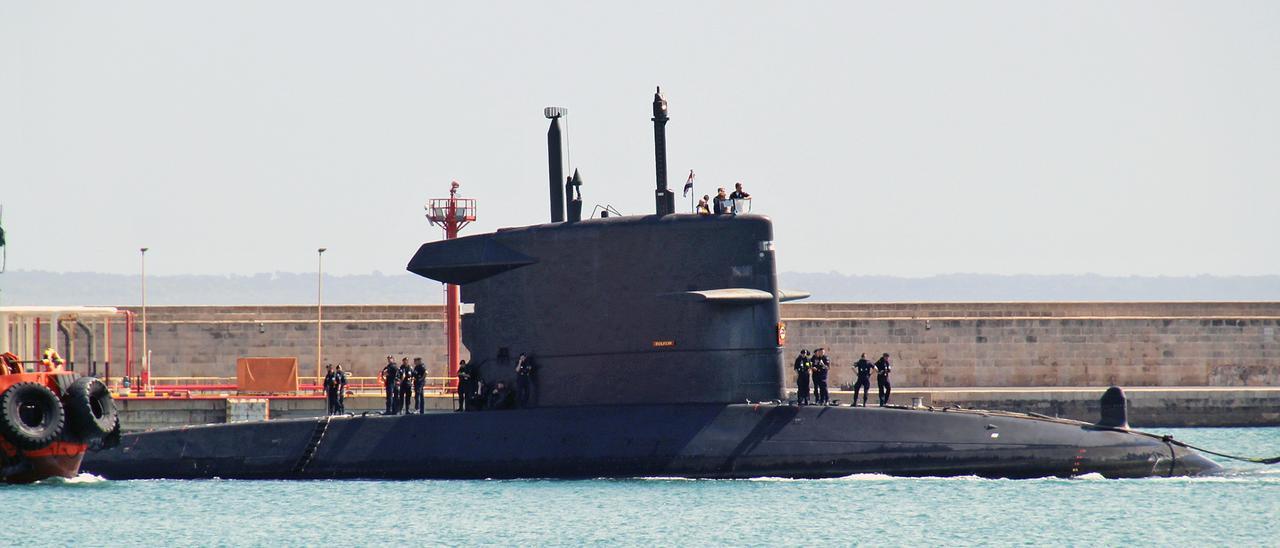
[2,1,1277,277]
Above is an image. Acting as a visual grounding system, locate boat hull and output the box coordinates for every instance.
[82,404,1220,480]
[2,441,88,484]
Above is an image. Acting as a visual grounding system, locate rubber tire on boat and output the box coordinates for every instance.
[0,382,66,451]
[65,376,119,441]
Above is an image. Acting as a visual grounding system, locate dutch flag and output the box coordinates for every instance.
[682,170,695,197]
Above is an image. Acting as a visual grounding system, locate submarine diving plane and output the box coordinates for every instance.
[82,89,1221,480]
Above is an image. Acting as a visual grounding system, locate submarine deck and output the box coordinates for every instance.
[105,386,1280,432]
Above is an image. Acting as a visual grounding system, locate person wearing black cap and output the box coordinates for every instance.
[322,364,338,415]
[811,348,831,405]
[397,358,413,415]
[852,353,874,407]
[412,357,427,414]
[515,353,536,408]
[793,350,811,405]
[334,365,348,414]
[875,352,893,406]
[456,359,473,411]
[379,356,398,415]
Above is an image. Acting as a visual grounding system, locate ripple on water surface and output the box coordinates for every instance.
[3,427,1278,546]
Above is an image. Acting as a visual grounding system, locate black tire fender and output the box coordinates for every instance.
[65,376,119,442]
[0,382,66,451]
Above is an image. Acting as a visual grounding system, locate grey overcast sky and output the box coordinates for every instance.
[1,1,1277,277]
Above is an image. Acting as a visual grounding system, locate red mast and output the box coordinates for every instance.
[426,181,476,390]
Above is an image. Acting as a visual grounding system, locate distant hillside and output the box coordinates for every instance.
[1,270,1278,306]
[0,271,441,306]
[780,272,1280,302]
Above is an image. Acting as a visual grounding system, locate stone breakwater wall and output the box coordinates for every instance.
[91,302,1279,388]
[100,305,453,380]
[784,302,1280,390]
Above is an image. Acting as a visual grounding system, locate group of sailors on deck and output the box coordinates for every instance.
[378,356,429,415]
[455,352,536,412]
[794,349,893,407]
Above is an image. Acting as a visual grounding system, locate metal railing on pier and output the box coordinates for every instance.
[105,375,458,398]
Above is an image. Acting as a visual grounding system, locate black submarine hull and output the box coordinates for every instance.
[82,404,1218,480]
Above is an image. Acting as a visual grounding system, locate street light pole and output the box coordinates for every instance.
[317,247,326,385]
[140,247,148,387]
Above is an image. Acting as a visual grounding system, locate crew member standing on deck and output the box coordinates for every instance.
[322,364,338,415]
[793,350,811,405]
[335,365,348,414]
[456,359,473,411]
[875,353,893,406]
[398,358,413,415]
[413,357,427,414]
[515,353,536,408]
[852,353,873,407]
[380,356,398,414]
[811,348,831,405]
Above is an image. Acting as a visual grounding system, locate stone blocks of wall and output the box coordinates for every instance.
[783,303,1280,389]
[95,303,1280,390]
[104,305,457,381]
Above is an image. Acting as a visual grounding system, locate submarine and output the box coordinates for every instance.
[82,88,1221,480]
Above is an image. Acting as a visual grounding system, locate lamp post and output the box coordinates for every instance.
[316,247,326,385]
[140,247,148,388]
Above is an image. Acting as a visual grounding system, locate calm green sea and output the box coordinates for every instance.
[4,427,1278,547]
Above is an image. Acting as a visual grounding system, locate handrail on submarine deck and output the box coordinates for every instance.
[102,375,461,397]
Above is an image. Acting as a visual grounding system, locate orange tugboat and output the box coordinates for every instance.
[1,308,121,484]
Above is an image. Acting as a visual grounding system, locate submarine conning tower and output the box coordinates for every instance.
[407,88,806,406]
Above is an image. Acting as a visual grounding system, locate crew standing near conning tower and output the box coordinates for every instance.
[793,350,811,405]
[852,353,873,407]
[323,364,338,415]
[335,365,348,414]
[412,357,427,414]
[875,353,893,406]
[456,359,473,411]
[811,348,831,405]
[515,353,535,408]
[398,358,413,415]
[380,356,398,414]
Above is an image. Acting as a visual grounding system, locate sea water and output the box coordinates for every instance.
[3,427,1277,547]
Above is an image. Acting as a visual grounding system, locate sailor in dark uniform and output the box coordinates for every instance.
[793,350,811,405]
[875,352,893,406]
[456,359,472,411]
[380,356,398,414]
[852,353,873,407]
[811,348,830,405]
[413,357,427,414]
[334,365,348,414]
[515,353,535,408]
[398,358,413,415]
[487,381,515,410]
[322,364,337,415]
